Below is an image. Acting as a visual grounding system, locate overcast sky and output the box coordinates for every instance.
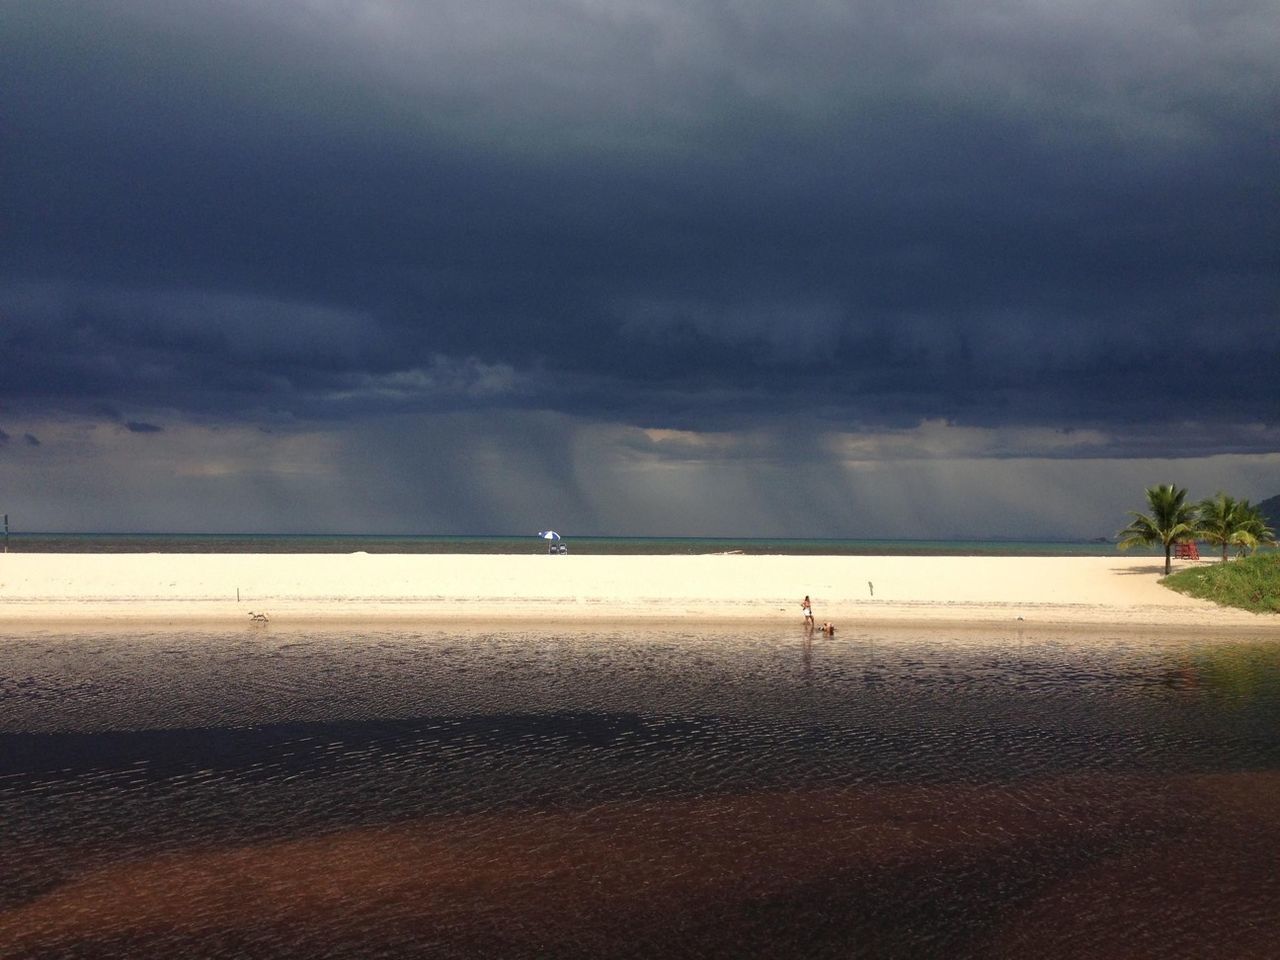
[2,0,1277,537]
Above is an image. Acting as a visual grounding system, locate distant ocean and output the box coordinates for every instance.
[2,533,1152,556]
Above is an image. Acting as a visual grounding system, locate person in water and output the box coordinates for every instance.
[801,595,814,626]
[821,622,836,636]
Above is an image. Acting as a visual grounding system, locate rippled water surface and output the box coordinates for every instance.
[3,625,1278,959]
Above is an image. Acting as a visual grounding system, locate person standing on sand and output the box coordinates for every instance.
[802,595,814,626]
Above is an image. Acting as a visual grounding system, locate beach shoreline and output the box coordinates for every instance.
[1,553,1275,631]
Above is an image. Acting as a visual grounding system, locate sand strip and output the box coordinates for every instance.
[0,553,1273,630]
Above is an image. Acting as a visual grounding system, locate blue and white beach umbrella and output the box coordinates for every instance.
[538,530,561,541]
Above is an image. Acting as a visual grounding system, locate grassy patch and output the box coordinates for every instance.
[1164,552,1280,614]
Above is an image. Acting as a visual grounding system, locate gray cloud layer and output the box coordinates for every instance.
[3,0,1278,457]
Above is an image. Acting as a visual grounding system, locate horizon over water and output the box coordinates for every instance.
[4,532,1157,556]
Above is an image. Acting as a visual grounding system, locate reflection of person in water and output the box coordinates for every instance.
[801,630,813,682]
[801,595,814,626]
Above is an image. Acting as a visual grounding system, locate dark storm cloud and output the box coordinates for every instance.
[2,0,1277,454]
[23,433,41,446]
[124,421,164,434]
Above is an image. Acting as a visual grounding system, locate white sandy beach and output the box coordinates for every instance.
[0,552,1274,630]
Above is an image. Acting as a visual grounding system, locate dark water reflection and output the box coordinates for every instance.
[2,626,1278,959]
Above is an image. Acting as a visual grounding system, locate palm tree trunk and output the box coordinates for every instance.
[1164,545,1172,576]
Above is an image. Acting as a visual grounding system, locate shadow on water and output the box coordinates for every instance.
[1,625,1278,958]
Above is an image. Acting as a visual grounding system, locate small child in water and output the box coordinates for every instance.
[821,622,836,636]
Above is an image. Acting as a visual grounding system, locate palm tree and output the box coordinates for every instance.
[1235,500,1277,557]
[1117,483,1199,576]
[1199,492,1255,562]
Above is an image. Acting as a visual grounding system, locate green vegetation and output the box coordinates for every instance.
[1241,500,1276,553]
[1164,553,1280,614]
[1118,485,1277,577]
[1257,493,1280,531]
[1116,483,1199,576]
[1198,493,1273,561]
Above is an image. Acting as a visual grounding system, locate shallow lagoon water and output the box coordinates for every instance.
[2,625,1278,958]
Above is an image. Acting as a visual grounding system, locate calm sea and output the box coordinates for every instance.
[3,532,1146,556]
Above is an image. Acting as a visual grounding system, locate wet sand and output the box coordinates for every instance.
[0,552,1272,629]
